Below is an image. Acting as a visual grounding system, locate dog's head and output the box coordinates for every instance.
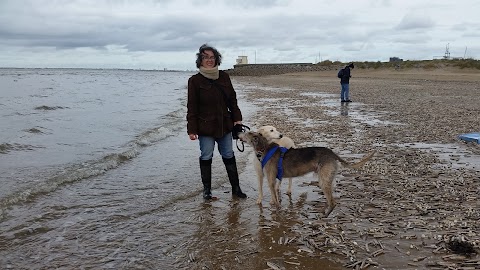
[257,125,283,142]
[238,131,269,154]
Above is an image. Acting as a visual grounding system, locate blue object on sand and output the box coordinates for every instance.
[458,132,480,143]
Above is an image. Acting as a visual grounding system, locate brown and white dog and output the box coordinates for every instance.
[253,126,296,205]
[238,131,375,217]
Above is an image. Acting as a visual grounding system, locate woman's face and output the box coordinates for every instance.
[201,50,216,68]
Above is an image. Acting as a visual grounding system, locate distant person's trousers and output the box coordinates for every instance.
[341,83,350,101]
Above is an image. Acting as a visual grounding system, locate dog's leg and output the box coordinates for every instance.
[274,180,281,203]
[254,158,264,204]
[286,178,292,196]
[318,163,337,217]
[267,173,280,206]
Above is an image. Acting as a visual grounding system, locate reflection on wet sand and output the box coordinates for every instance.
[341,102,349,116]
[184,189,344,269]
[256,194,345,270]
[188,200,258,269]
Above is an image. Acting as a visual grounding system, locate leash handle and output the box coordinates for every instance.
[233,124,250,152]
[239,124,250,131]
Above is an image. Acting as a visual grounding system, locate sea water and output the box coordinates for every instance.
[0,68,258,268]
[1,68,198,205]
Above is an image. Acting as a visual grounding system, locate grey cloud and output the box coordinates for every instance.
[462,31,480,38]
[341,43,363,52]
[0,0,478,69]
[451,23,468,31]
[395,14,435,30]
[0,9,205,52]
[195,0,289,9]
[0,0,368,58]
[392,34,431,44]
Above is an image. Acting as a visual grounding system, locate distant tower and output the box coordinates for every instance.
[443,43,451,59]
[236,55,248,65]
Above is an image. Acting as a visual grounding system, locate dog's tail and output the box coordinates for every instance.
[338,151,375,169]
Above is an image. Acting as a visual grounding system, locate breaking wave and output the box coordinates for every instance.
[0,109,186,213]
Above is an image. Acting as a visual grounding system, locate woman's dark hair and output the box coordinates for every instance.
[196,44,222,68]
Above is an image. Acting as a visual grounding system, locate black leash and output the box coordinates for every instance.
[236,140,245,152]
[232,124,250,152]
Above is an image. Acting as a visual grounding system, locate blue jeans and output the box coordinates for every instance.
[198,132,234,160]
[341,83,350,101]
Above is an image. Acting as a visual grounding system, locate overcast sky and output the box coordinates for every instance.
[1,0,479,70]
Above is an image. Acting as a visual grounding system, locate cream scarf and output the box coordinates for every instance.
[199,66,219,80]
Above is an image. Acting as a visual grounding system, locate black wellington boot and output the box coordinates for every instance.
[199,158,213,200]
[223,156,247,199]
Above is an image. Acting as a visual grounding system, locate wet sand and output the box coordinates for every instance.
[170,68,479,270]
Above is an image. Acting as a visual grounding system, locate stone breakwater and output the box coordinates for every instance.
[226,63,338,76]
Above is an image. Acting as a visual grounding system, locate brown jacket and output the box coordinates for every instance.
[187,71,242,138]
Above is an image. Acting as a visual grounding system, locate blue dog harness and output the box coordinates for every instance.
[260,146,289,181]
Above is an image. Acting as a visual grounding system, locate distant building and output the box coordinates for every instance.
[236,56,248,65]
[389,57,403,62]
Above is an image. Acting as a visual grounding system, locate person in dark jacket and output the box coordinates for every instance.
[340,63,354,102]
[187,44,247,200]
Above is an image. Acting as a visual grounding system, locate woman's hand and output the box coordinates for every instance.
[233,121,242,126]
[189,134,198,140]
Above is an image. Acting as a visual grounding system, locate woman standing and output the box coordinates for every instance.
[187,44,247,200]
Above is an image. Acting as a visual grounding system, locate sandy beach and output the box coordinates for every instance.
[2,68,477,270]
[196,68,480,269]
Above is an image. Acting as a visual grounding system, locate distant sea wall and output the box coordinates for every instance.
[226,63,338,76]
